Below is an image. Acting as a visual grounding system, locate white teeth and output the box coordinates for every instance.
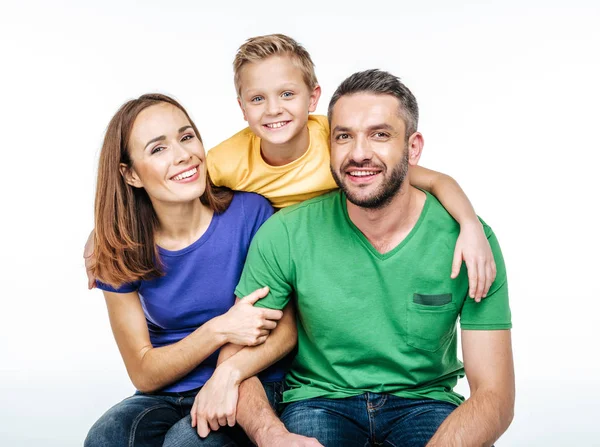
[172,167,197,181]
[265,121,288,129]
[349,171,378,177]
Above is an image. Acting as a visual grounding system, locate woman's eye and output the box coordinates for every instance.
[181,134,194,142]
[151,146,165,155]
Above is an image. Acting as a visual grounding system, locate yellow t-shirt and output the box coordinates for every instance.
[207,115,338,208]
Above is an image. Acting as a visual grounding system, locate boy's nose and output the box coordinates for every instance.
[266,99,283,116]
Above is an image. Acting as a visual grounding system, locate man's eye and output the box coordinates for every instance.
[374,132,389,138]
[251,96,264,103]
[335,134,350,140]
[151,146,165,155]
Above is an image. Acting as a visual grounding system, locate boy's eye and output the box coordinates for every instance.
[281,91,294,98]
[251,96,264,103]
[151,146,165,155]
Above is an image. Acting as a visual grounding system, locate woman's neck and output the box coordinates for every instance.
[152,198,214,251]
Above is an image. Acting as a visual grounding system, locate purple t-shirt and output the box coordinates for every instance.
[97,192,287,392]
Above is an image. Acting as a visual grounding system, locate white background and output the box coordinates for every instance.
[1,0,598,445]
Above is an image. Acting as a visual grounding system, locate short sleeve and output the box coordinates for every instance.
[235,213,293,311]
[241,192,275,240]
[460,224,512,330]
[206,150,224,187]
[95,280,140,293]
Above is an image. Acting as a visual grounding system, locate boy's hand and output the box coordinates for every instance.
[451,221,496,302]
[84,230,96,289]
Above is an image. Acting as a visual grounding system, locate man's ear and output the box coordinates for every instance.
[407,132,424,166]
[237,97,248,122]
[119,163,143,188]
[308,84,322,113]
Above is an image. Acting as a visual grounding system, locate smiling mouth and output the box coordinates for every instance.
[263,120,291,129]
[171,166,198,181]
[347,169,382,178]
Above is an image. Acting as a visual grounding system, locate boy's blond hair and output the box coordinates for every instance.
[233,34,318,97]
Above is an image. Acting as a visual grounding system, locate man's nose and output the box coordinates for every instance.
[349,135,372,162]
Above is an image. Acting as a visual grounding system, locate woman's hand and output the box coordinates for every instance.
[191,364,240,436]
[217,287,283,346]
[451,221,497,302]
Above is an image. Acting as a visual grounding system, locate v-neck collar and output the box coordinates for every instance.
[340,190,430,261]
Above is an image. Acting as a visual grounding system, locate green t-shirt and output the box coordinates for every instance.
[235,190,511,406]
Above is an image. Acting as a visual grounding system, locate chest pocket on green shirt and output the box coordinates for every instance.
[406,293,458,352]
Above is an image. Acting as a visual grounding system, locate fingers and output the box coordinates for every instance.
[483,259,497,298]
[450,247,463,279]
[467,260,479,302]
[208,416,220,432]
[474,257,486,302]
[226,408,236,427]
[196,417,210,438]
[190,399,197,427]
[261,308,283,321]
[243,286,270,305]
[261,319,278,331]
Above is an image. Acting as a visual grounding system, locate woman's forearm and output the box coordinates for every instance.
[129,318,227,392]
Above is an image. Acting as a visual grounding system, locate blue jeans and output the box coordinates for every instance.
[84,381,284,447]
[281,393,457,447]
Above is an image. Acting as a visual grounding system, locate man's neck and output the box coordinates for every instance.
[347,185,426,254]
[260,126,310,166]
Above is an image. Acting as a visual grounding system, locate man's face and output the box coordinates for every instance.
[330,93,410,209]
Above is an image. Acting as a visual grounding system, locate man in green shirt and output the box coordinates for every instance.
[236,69,515,446]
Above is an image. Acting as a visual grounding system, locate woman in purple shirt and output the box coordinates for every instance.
[84,94,298,447]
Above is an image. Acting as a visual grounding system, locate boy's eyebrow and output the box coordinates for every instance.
[145,126,193,149]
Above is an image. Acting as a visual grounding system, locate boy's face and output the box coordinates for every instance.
[237,55,321,147]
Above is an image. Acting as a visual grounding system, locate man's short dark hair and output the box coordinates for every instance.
[327,69,419,137]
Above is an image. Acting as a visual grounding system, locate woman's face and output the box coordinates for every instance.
[124,102,207,205]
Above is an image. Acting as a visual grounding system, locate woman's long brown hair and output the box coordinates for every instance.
[93,94,233,287]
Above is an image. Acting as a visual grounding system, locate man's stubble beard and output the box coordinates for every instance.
[330,149,409,210]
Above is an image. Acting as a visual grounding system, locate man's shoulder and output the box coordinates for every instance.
[253,190,340,239]
[423,190,497,239]
[278,189,340,219]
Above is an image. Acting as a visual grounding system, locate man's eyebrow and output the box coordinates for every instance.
[332,125,352,133]
[332,123,395,133]
[366,123,395,132]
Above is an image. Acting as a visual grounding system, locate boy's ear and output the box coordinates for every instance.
[237,97,248,122]
[308,85,322,113]
[407,132,424,166]
[119,163,143,188]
